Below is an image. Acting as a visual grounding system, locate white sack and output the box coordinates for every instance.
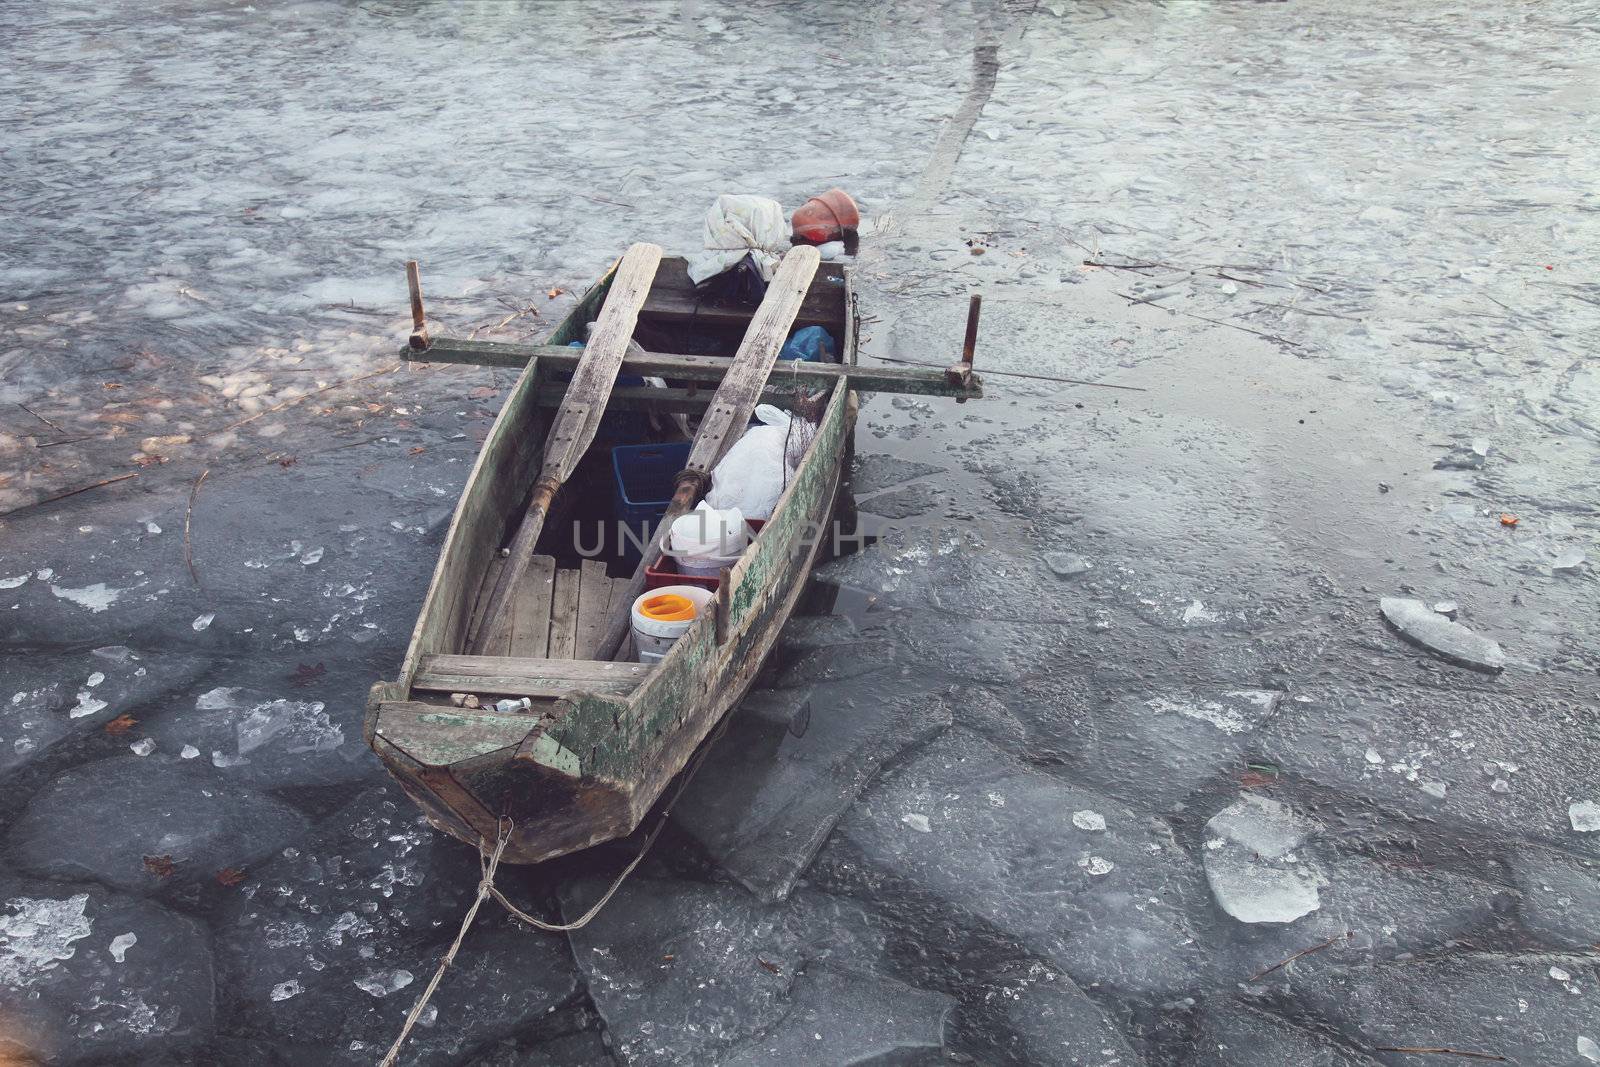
[685,195,789,285]
[704,405,816,520]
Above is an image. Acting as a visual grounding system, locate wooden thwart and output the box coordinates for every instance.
[415,654,652,697]
[410,338,982,399]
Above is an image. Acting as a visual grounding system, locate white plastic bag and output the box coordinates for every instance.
[704,405,815,520]
[685,195,788,285]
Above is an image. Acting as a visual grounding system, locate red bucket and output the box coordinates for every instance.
[791,188,860,244]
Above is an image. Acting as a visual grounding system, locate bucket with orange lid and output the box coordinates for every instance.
[630,584,715,663]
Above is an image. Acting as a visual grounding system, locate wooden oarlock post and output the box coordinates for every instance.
[946,293,981,400]
[406,260,430,351]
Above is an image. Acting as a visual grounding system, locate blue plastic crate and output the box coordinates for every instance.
[611,441,691,529]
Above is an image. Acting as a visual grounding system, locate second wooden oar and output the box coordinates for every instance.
[469,242,664,652]
[594,244,822,660]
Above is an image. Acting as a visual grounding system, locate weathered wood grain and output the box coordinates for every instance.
[573,560,613,659]
[509,554,556,658]
[546,567,581,660]
[412,340,981,398]
[413,654,651,697]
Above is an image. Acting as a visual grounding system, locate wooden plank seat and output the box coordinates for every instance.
[414,654,652,698]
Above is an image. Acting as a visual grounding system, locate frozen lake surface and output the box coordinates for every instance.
[2,1,1598,1064]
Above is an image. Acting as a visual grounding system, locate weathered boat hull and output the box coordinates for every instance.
[366,255,857,863]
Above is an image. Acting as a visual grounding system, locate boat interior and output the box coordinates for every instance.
[401,254,851,713]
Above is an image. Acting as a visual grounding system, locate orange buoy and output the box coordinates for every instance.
[791,188,860,244]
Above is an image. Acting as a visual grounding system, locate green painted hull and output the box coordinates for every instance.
[365,255,857,863]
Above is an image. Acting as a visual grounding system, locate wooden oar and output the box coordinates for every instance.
[468,242,664,652]
[594,244,822,660]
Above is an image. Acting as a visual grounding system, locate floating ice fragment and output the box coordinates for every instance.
[192,613,215,631]
[212,750,250,768]
[1043,552,1092,578]
[0,575,27,590]
[195,687,241,710]
[1553,549,1587,573]
[300,547,324,565]
[69,691,108,719]
[1181,599,1220,624]
[271,979,303,1001]
[1569,801,1600,832]
[92,646,134,662]
[1490,778,1510,794]
[36,569,53,580]
[1432,600,1459,619]
[1145,690,1281,734]
[1078,856,1114,876]
[354,969,413,997]
[85,671,105,688]
[1578,1036,1600,1063]
[1071,810,1106,832]
[1379,597,1504,673]
[180,745,199,759]
[1550,966,1572,982]
[901,813,932,833]
[0,894,92,987]
[1364,747,1382,764]
[50,583,121,612]
[1419,780,1447,799]
[109,932,137,962]
[1202,795,1325,924]
[236,700,343,754]
[129,738,155,756]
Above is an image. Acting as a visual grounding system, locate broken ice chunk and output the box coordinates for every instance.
[300,547,324,565]
[1203,795,1326,924]
[109,932,137,963]
[1578,1035,1600,1063]
[129,739,155,756]
[1044,552,1092,578]
[1379,597,1504,673]
[235,700,343,755]
[69,691,108,719]
[50,583,120,612]
[901,813,932,833]
[0,894,93,985]
[1071,810,1106,832]
[1078,856,1114,876]
[354,969,413,997]
[85,672,105,688]
[1145,689,1282,734]
[192,613,215,632]
[271,979,303,1001]
[1569,801,1600,832]
[180,745,199,759]
[195,687,241,710]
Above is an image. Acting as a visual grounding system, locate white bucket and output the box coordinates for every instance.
[669,504,748,578]
[631,585,715,664]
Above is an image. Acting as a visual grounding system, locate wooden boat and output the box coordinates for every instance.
[365,248,982,864]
